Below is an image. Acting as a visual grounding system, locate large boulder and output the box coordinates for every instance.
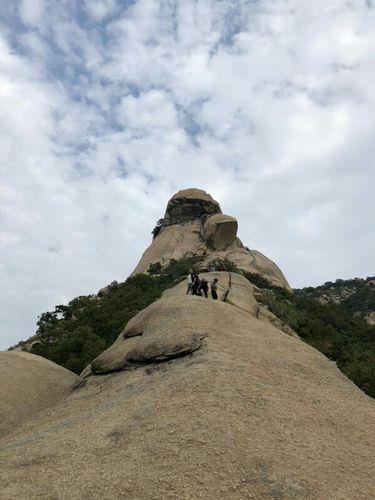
[0,351,78,437]
[201,213,238,250]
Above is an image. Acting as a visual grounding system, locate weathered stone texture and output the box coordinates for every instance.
[201,213,238,250]
[0,351,77,437]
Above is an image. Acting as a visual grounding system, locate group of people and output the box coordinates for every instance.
[186,271,218,300]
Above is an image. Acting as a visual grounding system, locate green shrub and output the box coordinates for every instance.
[208,258,239,272]
[243,273,375,398]
[148,262,162,275]
[28,258,201,375]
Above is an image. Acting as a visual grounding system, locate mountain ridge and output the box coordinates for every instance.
[1,188,374,499]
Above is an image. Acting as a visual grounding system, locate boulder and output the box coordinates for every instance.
[201,213,238,250]
[125,330,203,363]
[0,351,78,437]
[164,188,221,225]
[90,294,209,374]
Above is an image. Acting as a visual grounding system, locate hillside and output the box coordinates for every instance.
[2,270,374,499]
[11,262,374,398]
[296,277,375,325]
[11,257,203,374]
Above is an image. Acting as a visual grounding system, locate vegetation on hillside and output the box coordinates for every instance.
[249,276,375,398]
[17,259,374,398]
[25,258,202,374]
[298,277,375,318]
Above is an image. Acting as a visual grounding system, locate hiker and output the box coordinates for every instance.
[211,278,218,300]
[192,273,201,296]
[199,278,209,298]
[186,270,194,295]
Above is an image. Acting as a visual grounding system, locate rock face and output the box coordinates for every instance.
[200,214,238,250]
[0,351,78,437]
[133,188,291,290]
[1,282,374,499]
[164,188,221,224]
[364,311,375,325]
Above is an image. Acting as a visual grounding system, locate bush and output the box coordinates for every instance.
[148,262,162,275]
[208,258,239,272]
[243,273,375,398]
[28,258,202,374]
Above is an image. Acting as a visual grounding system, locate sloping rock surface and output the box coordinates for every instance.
[0,351,78,437]
[1,283,374,499]
[86,272,259,375]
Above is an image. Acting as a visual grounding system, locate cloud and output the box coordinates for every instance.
[19,0,45,26]
[84,0,117,21]
[0,0,374,349]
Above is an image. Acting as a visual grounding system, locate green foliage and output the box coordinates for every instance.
[28,258,201,374]
[244,273,375,398]
[160,256,204,280]
[28,262,374,398]
[297,276,375,316]
[208,258,239,272]
[241,269,276,290]
[148,262,162,275]
[31,326,107,374]
[341,285,375,315]
[241,271,274,289]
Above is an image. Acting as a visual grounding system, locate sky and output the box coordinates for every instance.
[1,0,374,349]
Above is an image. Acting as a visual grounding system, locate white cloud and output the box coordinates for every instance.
[19,0,45,26]
[0,0,374,349]
[84,0,116,22]
[117,90,179,130]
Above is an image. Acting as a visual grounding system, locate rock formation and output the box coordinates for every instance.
[0,351,78,438]
[1,190,374,500]
[132,188,291,290]
[81,271,296,379]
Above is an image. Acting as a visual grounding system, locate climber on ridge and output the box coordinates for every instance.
[186,270,194,295]
[211,278,218,300]
[199,278,209,298]
[192,272,201,296]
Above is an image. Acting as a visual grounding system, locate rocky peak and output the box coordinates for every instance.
[137,187,291,289]
[163,188,222,225]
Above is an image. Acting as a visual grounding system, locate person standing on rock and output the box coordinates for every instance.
[186,270,194,295]
[192,273,201,296]
[211,278,218,300]
[199,278,209,298]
